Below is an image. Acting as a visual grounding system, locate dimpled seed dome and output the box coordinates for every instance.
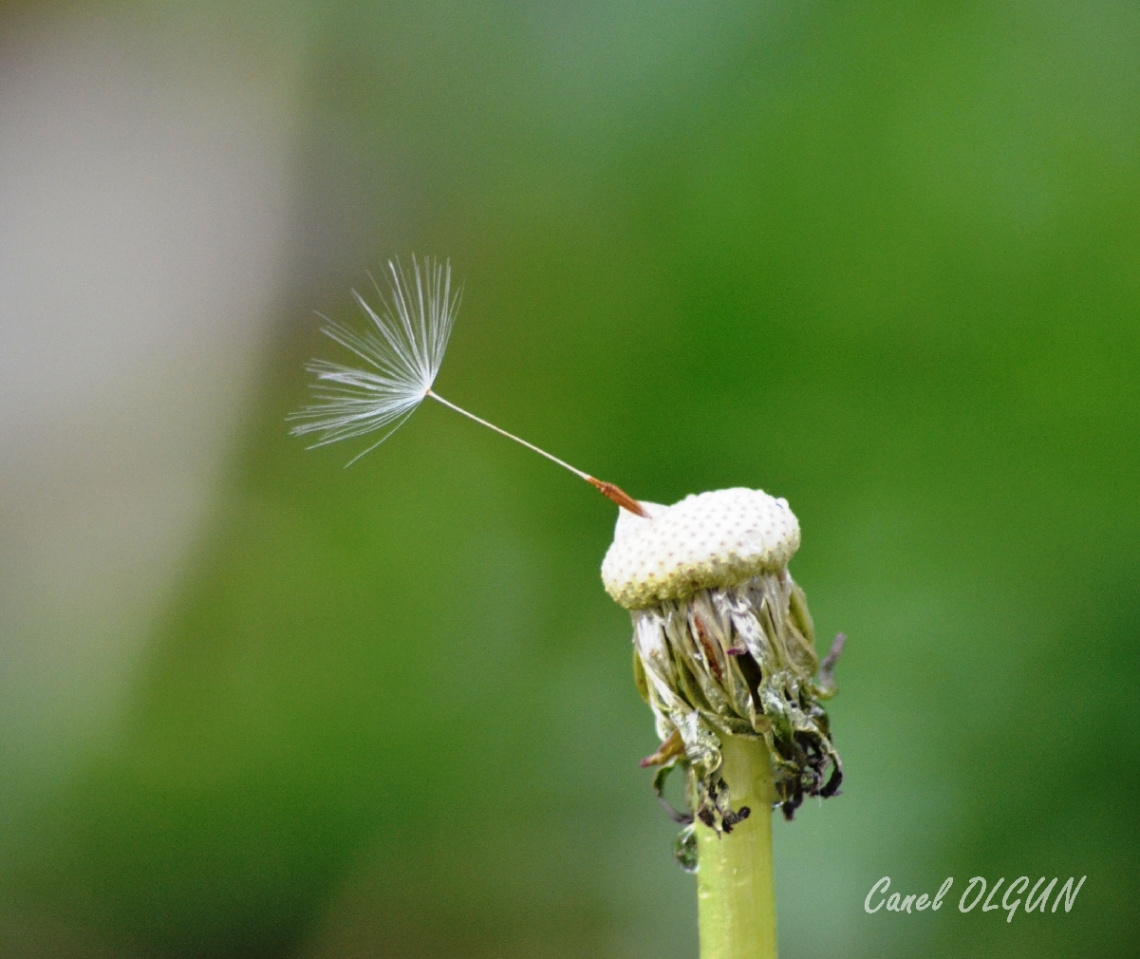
[601,488,801,609]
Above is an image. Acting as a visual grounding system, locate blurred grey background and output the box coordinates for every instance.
[1,2,1136,957]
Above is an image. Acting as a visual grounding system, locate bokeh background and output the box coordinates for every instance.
[2,2,1137,957]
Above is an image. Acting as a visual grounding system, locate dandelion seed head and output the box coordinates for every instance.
[606,487,841,827]
[289,255,459,460]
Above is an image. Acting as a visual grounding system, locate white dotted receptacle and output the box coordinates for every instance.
[601,487,801,609]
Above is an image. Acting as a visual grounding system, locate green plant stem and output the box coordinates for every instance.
[696,734,778,959]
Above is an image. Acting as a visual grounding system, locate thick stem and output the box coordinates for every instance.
[696,735,778,959]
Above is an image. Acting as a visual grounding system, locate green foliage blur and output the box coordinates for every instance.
[2,2,1137,957]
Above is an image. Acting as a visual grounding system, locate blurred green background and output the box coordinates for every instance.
[1,1,1137,957]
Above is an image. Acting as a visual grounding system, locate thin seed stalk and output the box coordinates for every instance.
[696,734,778,959]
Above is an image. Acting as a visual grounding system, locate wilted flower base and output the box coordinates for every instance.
[633,570,843,829]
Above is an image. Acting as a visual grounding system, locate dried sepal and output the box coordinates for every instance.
[631,570,843,827]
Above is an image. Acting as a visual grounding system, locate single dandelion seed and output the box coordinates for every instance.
[290,255,645,512]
